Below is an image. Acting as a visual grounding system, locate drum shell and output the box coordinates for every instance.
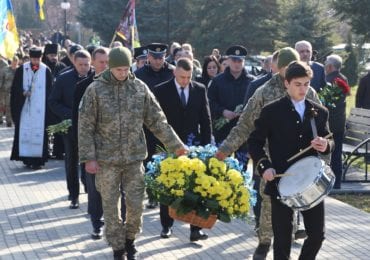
[278,157,335,211]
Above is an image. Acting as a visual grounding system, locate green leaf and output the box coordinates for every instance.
[176,204,193,216]
[170,197,184,209]
[159,194,175,206]
[218,211,231,223]
[204,199,219,210]
[183,191,200,205]
[196,207,211,219]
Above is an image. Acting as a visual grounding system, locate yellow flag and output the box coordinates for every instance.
[35,0,45,20]
[0,0,20,59]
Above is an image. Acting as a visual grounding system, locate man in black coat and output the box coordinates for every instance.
[134,43,175,208]
[356,69,370,109]
[324,54,349,189]
[49,50,94,209]
[153,58,212,242]
[208,45,255,167]
[10,47,53,169]
[246,61,334,259]
[43,43,67,160]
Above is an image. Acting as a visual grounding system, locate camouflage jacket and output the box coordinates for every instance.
[78,69,184,164]
[0,59,12,93]
[218,73,320,155]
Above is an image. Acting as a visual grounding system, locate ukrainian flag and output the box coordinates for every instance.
[0,0,19,59]
[35,0,45,20]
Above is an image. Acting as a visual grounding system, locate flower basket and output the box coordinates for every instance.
[145,145,256,225]
[168,207,217,229]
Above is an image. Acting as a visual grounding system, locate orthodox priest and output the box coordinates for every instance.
[10,46,53,169]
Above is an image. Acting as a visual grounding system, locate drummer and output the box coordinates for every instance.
[249,61,334,259]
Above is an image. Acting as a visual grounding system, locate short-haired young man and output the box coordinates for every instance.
[247,61,334,259]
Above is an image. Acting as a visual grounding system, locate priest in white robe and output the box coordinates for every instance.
[10,46,53,169]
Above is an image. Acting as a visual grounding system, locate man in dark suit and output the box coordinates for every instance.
[49,50,94,209]
[219,61,333,259]
[153,58,212,242]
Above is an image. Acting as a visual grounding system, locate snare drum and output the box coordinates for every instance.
[278,156,335,211]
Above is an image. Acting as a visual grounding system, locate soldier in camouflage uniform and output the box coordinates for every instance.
[78,46,186,260]
[0,57,14,126]
[215,47,321,260]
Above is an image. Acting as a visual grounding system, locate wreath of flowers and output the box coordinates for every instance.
[145,144,255,223]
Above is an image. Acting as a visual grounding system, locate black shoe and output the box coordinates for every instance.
[69,199,79,209]
[125,239,137,260]
[146,201,158,209]
[190,230,208,242]
[253,243,270,260]
[113,249,125,260]
[91,228,103,240]
[160,227,172,238]
[30,164,42,170]
[294,229,307,240]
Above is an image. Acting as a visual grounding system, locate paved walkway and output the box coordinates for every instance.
[0,126,370,259]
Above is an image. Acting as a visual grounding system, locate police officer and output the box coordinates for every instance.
[132,46,147,72]
[134,43,175,208]
[78,46,187,260]
[208,45,255,167]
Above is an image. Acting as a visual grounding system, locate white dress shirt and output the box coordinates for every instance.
[291,98,306,121]
[175,79,189,104]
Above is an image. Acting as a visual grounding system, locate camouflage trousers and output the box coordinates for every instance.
[0,91,11,124]
[257,179,273,245]
[258,179,301,245]
[95,161,145,251]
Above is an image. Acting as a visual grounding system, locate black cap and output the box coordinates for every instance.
[29,46,43,58]
[86,45,98,55]
[146,43,167,58]
[69,44,83,55]
[44,43,59,55]
[226,45,247,60]
[134,46,148,60]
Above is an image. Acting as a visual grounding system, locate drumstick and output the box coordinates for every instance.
[275,173,294,177]
[286,133,333,162]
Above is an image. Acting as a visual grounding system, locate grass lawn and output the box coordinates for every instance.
[330,194,370,213]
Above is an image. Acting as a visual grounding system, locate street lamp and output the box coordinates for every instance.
[60,1,71,38]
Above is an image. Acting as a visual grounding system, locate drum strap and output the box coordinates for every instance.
[310,118,318,138]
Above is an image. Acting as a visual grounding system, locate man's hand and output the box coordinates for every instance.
[175,146,188,156]
[85,160,100,174]
[311,136,328,153]
[262,168,276,181]
[223,109,238,120]
[215,150,227,161]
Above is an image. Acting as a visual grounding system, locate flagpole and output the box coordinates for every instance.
[110,33,117,48]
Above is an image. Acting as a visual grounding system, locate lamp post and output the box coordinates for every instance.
[60,1,71,38]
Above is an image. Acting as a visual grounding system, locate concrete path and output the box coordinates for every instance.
[0,126,369,259]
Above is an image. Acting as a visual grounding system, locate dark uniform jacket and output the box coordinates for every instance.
[72,72,95,143]
[208,67,255,143]
[356,72,370,109]
[134,62,174,160]
[134,62,174,91]
[247,95,333,197]
[325,71,348,134]
[153,78,212,146]
[243,72,272,106]
[48,67,94,121]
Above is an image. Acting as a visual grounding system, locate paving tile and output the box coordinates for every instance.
[0,126,370,259]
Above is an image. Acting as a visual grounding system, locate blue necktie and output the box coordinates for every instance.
[180,88,186,107]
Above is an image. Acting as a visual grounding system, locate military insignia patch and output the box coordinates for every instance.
[235,50,240,55]
[156,47,161,52]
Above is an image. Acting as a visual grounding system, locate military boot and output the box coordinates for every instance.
[253,243,270,260]
[125,239,138,260]
[113,249,125,260]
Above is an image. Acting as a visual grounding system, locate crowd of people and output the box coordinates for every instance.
[1,31,369,260]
